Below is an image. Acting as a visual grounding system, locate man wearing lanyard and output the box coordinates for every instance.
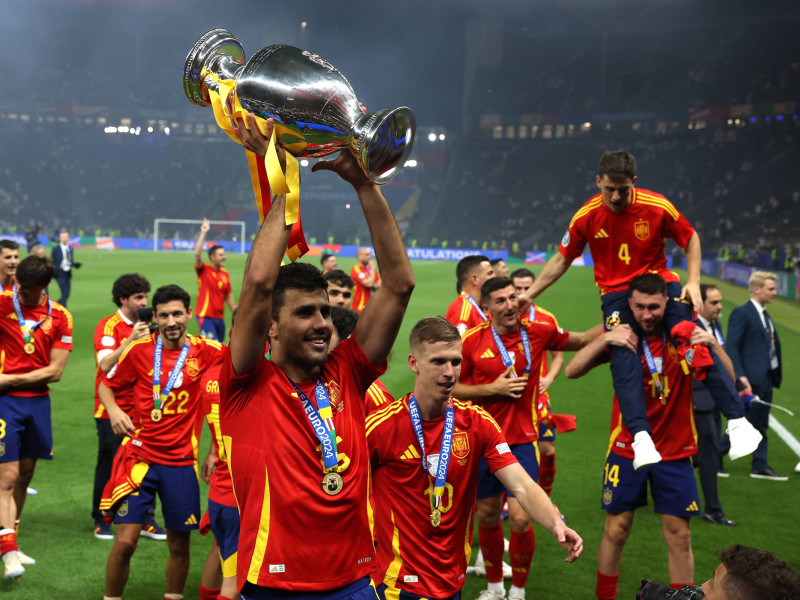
[454,277,599,600]
[0,256,72,579]
[367,317,583,600]
[0,240,20,292]
[219,116,414,600]
[51,231,80,307]
[512,268,564,500]
[692,284,737,526]
[518,150,759,471]
[723,271,785,480]
[98,284,223,600]
[445,255,495,336]
[565,274,726,600]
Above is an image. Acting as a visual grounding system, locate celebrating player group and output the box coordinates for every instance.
[0,114,773,600]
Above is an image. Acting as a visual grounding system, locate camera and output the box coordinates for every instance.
[137,307,160,334]
[638,580,704,599]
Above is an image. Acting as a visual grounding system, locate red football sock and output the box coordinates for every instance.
[0,529,19,555]
[595,571,619,600]
[670,582,694,590]
[199,585,221,600]
[539,453,556,497]
[509,526,535,589]
[478,523,506,583]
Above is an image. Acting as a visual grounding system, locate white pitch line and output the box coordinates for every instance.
[769,414,800,458]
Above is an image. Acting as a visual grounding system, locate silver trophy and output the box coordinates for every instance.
[184,29,416,184]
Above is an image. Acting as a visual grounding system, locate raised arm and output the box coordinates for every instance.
[495,462,583,562]
[229,116,289,375]
[194,218,210,270]
[519,252,573,304]
[681,231,702,313]
[565,324,637,379]
[312,155,414,367]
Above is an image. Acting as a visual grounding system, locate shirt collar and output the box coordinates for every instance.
[117,309,134,326]
[750,298,766,316]
[698,315,712,329]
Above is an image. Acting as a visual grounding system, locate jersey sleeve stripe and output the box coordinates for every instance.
[453,399,504,434]
[636,197,681,220]
[103,315,120,336]
[118,336,150,362]
[461,321,490,342]
[365,402,405,437]
[459,298,471,322]
[568,197,603,228]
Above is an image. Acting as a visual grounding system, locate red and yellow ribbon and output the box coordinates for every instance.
[203,69,308,261]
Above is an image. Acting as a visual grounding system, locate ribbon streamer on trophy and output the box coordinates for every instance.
[184,29,416,262]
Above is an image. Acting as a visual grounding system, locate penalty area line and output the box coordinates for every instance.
[769,414,800,458]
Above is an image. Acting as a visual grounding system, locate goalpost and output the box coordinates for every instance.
[153,219,246,254]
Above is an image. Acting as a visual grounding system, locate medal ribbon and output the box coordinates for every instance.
[12,290,51,344]
[528,305,536,323]
[291,379,339,473]
[464,294,488,322]
[152,335,191,410]
[640,331,667,399]
[203,70,308,262]
[408,395,454,510]
[491,324,532,376]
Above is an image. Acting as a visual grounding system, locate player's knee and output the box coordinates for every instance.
[113,535,140,560]
[477,507,501,527]
[664,525,691,551]
[0,466,20,492]
[167,532,191,557]
[15,467,35,488]
[508,513,531,532]
[604,519,632,547]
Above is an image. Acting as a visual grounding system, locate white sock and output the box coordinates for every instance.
[509,585,526,598]
[164,594,183,600]
[488,581,505,594]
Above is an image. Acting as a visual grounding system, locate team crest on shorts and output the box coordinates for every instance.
[602,487,613,506]
[634,219,650,240]
[117,500,129,517]
[0,441,5,458]
[452,432,470,461]
[185,357,200,378]
[326,380,343,412]
[605,311,621,330]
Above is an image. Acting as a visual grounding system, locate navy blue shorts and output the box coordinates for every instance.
[114,463,200,531]
[377,582,461,600]
[0,394,53,462]
[241,576,378,600]
[600,452,701,517]
[477,442,539,499]
[208,499,240,578]
[198,316,226,342]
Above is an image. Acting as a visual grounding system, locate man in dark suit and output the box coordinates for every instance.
[50,231,79,307]
[725,271,786,480]
[693,284,736,525]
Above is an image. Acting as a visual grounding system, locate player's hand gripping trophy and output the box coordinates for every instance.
[183,28,416,184]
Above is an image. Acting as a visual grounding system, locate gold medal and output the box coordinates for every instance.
[151,408,163,422]
[430,508,441,527]
[659,394,666,406]
[23,342,35,355]
[322,472,344,496]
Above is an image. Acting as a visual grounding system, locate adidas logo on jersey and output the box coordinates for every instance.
[480,348,496,359]
[594,229,609,239]
[685,501,699,512]
[184,514,198,525]
[269,564,286,573]
[401,445,421,460]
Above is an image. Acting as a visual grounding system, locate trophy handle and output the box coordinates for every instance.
[353,107,416,185]
[184,29,246,106]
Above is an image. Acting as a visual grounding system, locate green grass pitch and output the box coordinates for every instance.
[3,249,798,598]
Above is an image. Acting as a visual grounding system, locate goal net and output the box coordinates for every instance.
[153,219,246,254]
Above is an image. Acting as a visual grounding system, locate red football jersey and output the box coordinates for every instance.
[195,263,232,319]
[558,188,695,295]
[1,281,15,293]
[607,335,697,461]
[93,311,135,418]
[445,293,489,336]
[0,291,72,397]
[459,320,569,444]
[350,264,380,313]
[366,379,396,416]
[200,363,236,507]
[102,333,223,466]
[219,337,384,592]
[367,395,517,597]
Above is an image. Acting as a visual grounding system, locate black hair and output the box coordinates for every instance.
[16,256,54,288]
[208,245,224,259]
[598,150,637,180]
[510,268,535,281]
[152,284,191,311]
[331,306,359,340]
[480,276,514,303]
[273,262,328,320]
[628,273,667,297]
[324,269,354,289]
[111,273,151,307]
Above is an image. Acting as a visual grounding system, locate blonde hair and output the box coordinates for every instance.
[748,271,777,292]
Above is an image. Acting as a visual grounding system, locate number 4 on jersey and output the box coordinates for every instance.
[618,243,631,265]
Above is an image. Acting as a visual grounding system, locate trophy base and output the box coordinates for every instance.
[184,29,245,107]
[355,108,416,185]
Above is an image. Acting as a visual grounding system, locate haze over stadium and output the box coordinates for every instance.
[0,0,799,598]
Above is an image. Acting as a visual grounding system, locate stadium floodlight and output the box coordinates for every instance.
[153,219,246,254]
